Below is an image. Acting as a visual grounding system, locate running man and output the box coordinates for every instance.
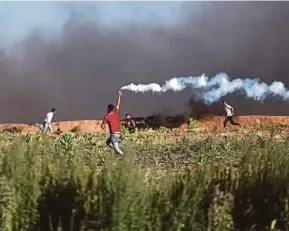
[222,100,240,128]
[36,108,56,133]
[101,90,123,156]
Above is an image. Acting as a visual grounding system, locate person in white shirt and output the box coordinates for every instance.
[222,100,240,128]
[36,108,56,133]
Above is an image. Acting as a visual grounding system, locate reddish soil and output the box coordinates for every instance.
[0,116,289,135]
[196,116,289,129]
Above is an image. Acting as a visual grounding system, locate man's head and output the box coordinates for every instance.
[221,100,227,105]
[126,114,131,120]
[51,108,56,113]
[107,104,115,113]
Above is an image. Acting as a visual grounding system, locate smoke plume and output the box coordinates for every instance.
[1,2,289,123]
[122,73,289,104]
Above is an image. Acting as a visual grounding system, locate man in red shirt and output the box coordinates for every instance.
[101,90,123,156]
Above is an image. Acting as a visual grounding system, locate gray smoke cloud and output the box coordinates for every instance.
[1,2,289,123]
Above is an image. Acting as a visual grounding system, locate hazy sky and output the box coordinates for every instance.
[0,2,183,41]
[1,2,289,123]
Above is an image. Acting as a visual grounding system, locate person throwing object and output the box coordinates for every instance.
[222,100,240,128]
[101,90,123,156]
[36,108,56,133]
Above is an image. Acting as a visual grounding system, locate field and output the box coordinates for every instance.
[1,116,289,231]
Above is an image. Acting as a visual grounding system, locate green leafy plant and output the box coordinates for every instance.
[188,118,196,131]
[60,133,76,151]
[120,126,130,141]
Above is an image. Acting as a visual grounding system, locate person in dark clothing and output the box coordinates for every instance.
[222,100,241,128]
[125,113,136,133]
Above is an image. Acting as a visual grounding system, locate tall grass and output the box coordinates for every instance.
[0,131,289,230]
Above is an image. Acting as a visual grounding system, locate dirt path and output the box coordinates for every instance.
[0,116,288,135]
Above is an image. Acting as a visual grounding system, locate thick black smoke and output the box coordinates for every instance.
[1,2,289,123]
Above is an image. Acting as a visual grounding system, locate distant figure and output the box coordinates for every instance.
[222,100,240,128]
[101,90,123,156]
[36,108,56,133]
[125,113,136,133]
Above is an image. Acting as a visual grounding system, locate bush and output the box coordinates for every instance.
[0,131,288,230]
[188,118,196,131]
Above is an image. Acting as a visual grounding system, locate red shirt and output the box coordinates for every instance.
[102,109,120,133]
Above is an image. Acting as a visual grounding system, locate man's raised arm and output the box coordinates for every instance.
[115,90,122,110]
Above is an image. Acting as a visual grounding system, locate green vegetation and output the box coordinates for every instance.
[0,129,289,230]
[187,118,197,131]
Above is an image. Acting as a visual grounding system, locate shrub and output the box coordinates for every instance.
[0,131,288,230]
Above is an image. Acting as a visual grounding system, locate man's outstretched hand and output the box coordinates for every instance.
[115,90,122,110]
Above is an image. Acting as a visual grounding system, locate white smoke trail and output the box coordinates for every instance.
[121,73,289,104]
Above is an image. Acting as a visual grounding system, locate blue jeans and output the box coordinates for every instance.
[106,133,123,156]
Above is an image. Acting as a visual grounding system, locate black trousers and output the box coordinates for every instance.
[128,127,136,133]
[223,116,240,128]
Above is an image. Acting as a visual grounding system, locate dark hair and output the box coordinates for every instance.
[107,104,114,113]
[51,108,56,112]
[221,100,226,104]
[125,114,130,117]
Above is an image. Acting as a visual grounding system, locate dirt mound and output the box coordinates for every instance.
[197,116,289,129]
[0,116,288,134]
[0,120,103,134]
[54,120,103,133]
